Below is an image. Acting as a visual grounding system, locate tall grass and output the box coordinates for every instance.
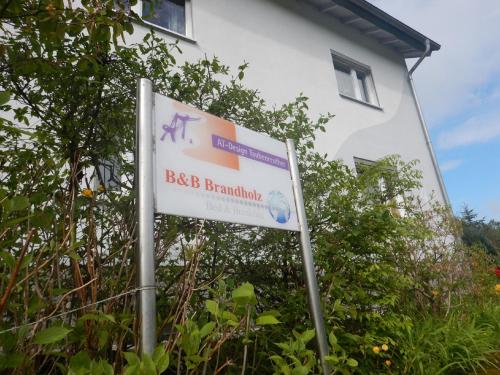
[396,303,499,374]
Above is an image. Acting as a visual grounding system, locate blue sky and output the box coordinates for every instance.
[374,0,500,221]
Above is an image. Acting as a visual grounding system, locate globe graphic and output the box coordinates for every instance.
[267,191,291,224]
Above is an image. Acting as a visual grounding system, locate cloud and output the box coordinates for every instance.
[439,159,463,172]
[373,0,500,126]
[437,111,500,150]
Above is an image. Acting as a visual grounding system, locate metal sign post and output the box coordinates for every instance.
[136,78,156,355]
[135,82,329,369]
[286,139,330,375]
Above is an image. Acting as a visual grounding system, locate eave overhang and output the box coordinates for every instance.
[304,0,441,58]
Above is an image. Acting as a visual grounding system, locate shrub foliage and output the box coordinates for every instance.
[0,1,498,374]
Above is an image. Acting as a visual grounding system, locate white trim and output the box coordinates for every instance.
[185,0,193,40]
[339,93,383,110]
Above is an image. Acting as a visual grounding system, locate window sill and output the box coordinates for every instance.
[339,94,383,111]
[141,20,197,44]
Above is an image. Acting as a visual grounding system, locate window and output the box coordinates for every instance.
[94,159,121,191]
[331,50,379,107]
[118,0,193,38]
[143,0,188,36]
[354,157,384,194]
[354,157,405,217]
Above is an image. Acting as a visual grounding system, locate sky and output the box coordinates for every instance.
[372,0,500,221]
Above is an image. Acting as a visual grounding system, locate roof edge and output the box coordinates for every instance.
[331,0,441,55]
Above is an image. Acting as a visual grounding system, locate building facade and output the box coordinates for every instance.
[128,0,449,205]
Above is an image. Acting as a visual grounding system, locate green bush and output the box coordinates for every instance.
[1,2,499,374]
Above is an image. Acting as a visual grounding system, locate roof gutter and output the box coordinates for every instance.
[407,39,451,207]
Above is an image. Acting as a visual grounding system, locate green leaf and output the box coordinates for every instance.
[123,352,140,366]
[199,321,216,338]
[0,332,17,352]
[0,91,10,106]
[226,319,240,327]
[270,355,286,367]
[275,342,290,352]
[69,351,91,372]
[346,358,358,367]
[6,196,29,212]
[123,363,139,375]
[301,329,315,344]
[96,360,114,375]
[20,254,32,270]
[221,311,237,322]
[1,215,30,228]
[259,309,281,317]
[324,355,339,364]
[342,333,361,344]
[152,345,169,373]
[0,352,27,369]
[97,330,109,347]
[328,331,337,346]
[79,312,115,323]
[256,314,281,325]
[67,250,82,261]
[33,326,71,344]
[141,354,156,374]
[205,300,219,316]
[31,211,54,229]
[291,366,309,375]
[231,282,256,305]
[0,252,15,269]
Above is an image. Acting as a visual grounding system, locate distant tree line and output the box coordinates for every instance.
[460,206,500,258]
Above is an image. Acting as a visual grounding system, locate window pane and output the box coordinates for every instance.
[334,65,355,98]
[143,0,186,35]
[356,71,368,102]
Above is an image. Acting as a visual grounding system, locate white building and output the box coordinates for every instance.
[129,0,450,206]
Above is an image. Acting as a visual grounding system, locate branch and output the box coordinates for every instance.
[0,228,35,315]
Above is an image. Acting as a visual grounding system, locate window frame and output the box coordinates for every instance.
[131,0,194,41]
[331,50,381,109]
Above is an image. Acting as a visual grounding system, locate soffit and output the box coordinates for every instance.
[303,0,441,58]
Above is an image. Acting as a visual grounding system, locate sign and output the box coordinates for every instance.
[153,94,299,231]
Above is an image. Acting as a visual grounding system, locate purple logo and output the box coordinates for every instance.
[212,135,289,170]
[160,113,200,142]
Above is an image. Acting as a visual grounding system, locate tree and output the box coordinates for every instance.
[460,205,499,257]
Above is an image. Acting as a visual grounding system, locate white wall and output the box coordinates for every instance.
[128,0,446,204]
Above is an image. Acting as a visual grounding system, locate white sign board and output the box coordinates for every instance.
[153,94,299,231]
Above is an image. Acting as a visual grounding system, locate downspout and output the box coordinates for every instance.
[408,39,451,207]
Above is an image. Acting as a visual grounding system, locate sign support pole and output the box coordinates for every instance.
[136,78,156,355]
[286,139,330,375]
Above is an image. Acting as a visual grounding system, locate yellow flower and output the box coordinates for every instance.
[381,344,389,352]
[372,346,380,354]
[495,284,500,293]
[45,2,56,16]
[81,188,93,198]
[432,290,439,297]
[98,184,105,193]
[385,360,392,366]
